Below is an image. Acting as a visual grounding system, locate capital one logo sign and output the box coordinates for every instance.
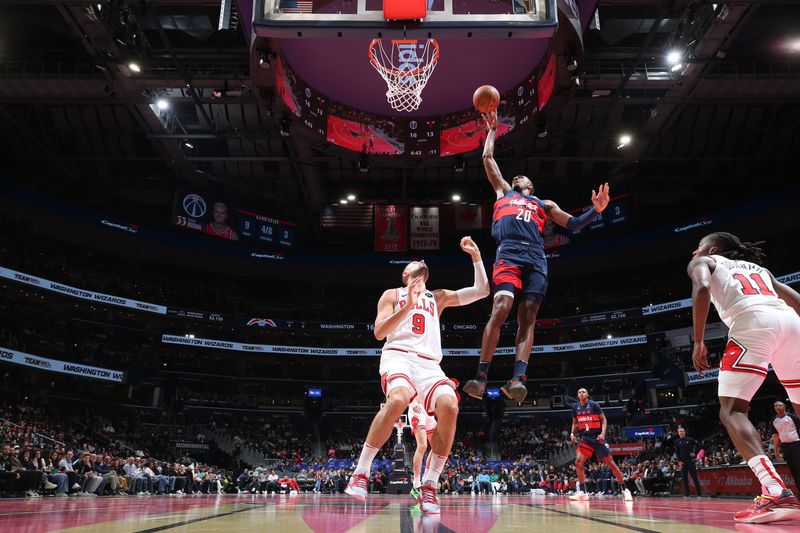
[183,194,207,218]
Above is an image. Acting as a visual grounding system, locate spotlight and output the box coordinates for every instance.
[339,199,348,204]
[606,334,613,339]
[347,194,356,201]
[787,39,800,53]
[128,62,141,73]
[618,134,631,149]
[184,142,194,149]
[667,50,682,65]
[535,117,548,138]
[566,50,578,72]
[451,194,461,202]
[156,99,169,110]
[280,118,291,137]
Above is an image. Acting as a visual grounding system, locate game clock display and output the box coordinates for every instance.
[405,119,439,157]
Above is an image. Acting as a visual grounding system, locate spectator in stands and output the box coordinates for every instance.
[123,457,147,494]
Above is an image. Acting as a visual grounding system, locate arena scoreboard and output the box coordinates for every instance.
[172,191,296,248]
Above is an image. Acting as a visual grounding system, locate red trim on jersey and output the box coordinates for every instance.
[780,380,800,388]
[720,367,769,377]
[424,379,453,415]
[417,354,436,361]
[578,443,594,457]
[381,372,418,400]
[760,458,786,489]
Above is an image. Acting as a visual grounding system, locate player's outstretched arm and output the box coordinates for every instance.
[434,236,490,313]
[769,272,800,316]
[373,281,420,341]
[482,111,511,199]
[687,256,715,375]
[543,183,610,231]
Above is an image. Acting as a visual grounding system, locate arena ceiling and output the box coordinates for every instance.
[0,0,799,236]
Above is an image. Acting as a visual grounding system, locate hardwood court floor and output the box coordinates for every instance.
[0,493,798,532]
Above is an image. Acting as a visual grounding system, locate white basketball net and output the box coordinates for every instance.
[369,39,440,113]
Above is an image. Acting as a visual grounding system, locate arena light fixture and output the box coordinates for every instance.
[667,50,682,65]
[347,194,356,201]
[184,142,194,149]
[339,199,348,204]
[566,50,578,72]
[606,334,613,339]
[451,194,461,202]
[128,62,141,73]
[156,99,169,110]
[280,118,291,137]
[258,50,271,70]
[787,38,800,53]
[617,134,632,149]
[535,117,548,138]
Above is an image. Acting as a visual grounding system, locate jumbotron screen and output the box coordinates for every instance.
[172,191,296,248]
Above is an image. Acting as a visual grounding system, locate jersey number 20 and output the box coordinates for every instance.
[515,208,532,223]
[411,313,426,334]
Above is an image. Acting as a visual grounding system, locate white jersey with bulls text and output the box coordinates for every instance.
[709,255,790,328]
[383,287,442,362]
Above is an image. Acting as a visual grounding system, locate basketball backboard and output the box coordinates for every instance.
[253,0,557,39]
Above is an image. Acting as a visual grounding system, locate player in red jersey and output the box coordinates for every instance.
[203,202,239,241]
[689,232,800,523]
[568,388,632,501]
[463,111,610,403]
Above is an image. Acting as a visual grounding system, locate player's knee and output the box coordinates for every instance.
[385,388,412,411]
[435,395,459,420]
[491,298,513,319]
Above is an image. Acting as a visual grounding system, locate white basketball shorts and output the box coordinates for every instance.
[379,349,457,415]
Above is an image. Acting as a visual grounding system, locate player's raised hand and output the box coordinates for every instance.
[692,341,710,376]
[591,182,610,212]
[459,236,481,259]
[482,110,497,131]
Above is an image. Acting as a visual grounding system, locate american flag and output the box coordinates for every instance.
[280,0,314,14]
[321,205,374,229]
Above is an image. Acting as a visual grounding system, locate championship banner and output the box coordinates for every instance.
[672,465,795,496]
[374,205,408,252]
[161,333,647,356]
[410,207,439,250]
[0,347,125,383]
[0,266,166,315]
[609,442,646,456]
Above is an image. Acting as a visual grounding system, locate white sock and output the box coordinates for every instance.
[413,476,421,489]
[576,482,582,493]
[422,453,447,488]
[747,455,786,497]
[354,443,379,475]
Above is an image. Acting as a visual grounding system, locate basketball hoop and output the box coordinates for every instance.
[368,38,440,113]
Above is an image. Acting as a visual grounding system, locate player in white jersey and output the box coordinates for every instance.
[346,236,490,513]
[408,398,437,500]
[688,232,800,523]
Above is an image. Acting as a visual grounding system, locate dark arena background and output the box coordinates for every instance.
[1,0,800,531]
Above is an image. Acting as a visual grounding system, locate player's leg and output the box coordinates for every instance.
[501,270,546,403]
[687,461,702,496]
[570,449,590,500]
[346,362,416,502]
[464,259,522,399]
[602,456,632,500]
[719,328,800,521]
[411,429,428,499]
[420,381,459,513]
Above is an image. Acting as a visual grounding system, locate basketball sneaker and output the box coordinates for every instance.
[734,489,800,523]
[410,486,420,501]
[463,375,487,399]
[569,491,589,501]
[622,488,633,501]
[500,375,528,403]
[418,483,441,514]
[344,473,370,503]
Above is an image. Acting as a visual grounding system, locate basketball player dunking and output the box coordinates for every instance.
[689,232,800,523]
[463,110,610,402]
[345,237,490,514]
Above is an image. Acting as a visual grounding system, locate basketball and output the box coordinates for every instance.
[473,85,500,113]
